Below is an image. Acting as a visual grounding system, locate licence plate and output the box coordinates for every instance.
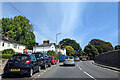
[10,69,20,71]
[67,60,71,62]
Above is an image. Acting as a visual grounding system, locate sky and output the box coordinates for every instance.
[1,1,118,49]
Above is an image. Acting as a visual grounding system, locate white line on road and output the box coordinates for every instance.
[44,71,46,73]
[78,67,82,70]
[77,63,83,70]
[84,71,96,80]
[41,73,43,75]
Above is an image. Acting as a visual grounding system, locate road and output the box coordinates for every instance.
[1,61,119,80]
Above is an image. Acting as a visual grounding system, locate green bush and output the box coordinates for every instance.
[0,54,13,59]
[2,49,15,54]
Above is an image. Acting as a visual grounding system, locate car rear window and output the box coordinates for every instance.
[65,57,73,59]
[9,55,28,61]
[69,57,73,59]
[65,57,69,59]
[33,54,42,58]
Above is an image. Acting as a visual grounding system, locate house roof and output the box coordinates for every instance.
[34,43,60,48]
[1,34,25,46]
[35,43,52,47]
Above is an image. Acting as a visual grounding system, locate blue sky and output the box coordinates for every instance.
[2,2,118,49]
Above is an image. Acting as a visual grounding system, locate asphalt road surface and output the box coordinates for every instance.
[1,61,120,80]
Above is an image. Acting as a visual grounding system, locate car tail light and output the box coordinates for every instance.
[41,58,44,61]
[73,60,75,62]
[6,61,9,64]
[24,60,31,64]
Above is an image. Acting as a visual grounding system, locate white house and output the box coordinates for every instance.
[33,40,66,55]
[0,32,26,53]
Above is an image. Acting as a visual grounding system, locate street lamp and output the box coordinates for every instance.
[56,33,61,54]
[56,33,61,45]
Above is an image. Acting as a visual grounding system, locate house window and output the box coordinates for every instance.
[14,44,17,48]
[2,43,4,47]
[8,43,10,47]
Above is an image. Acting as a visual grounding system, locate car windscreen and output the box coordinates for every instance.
[9,55,28,61]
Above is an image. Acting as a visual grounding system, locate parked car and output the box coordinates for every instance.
[49,56,57,65]
[59,55,68,62]
[32,52,51,69]
[4,54,40,77]
[82,58,87,61]
[63,56,75,66]
[75,56,80,61]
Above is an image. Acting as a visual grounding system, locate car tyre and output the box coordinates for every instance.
[38,66,41,72]
[48,63,51,67]
[43,64,46,69]
[28,68,33,77]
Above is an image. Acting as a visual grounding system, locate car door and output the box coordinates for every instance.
[31,55,38,72]
[54,57,57,63]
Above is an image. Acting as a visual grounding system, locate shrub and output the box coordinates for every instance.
[2,49,15,54]
[0,54,13,59]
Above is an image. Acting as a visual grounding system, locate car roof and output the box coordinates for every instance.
[12,53,31,56]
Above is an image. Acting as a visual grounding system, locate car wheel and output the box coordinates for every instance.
[44,64,46,69]
[48,63,51,67]
[28,68,33,77]
[38,66,41,72]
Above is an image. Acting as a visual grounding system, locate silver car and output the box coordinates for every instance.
[63,56,75,66]
[75,56,80,61]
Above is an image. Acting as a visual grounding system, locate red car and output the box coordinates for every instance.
[49,56,57,65]
[82,58,87,61]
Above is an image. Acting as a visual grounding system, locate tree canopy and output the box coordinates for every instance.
[89,39,113,54]
[65,46,75,56]
[84,44,99,59]
[59,38,82,55]
[2,15,37,50]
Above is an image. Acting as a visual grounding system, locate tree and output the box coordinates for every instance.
[65,46,75,56]
[59,38,82,55]
[115,45,120,50]
[47,50,56,56]
[89,39,113,54]
[2,15,36,50]
[84,44,99,59]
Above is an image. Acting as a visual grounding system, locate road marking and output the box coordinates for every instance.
[84,71,96,80]
[41,73,43,75]
[78,67,82,70]
[77,64,78,66]
[77,63,83,70]
[44,71,46,73]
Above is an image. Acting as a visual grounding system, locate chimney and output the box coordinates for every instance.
[5,32,9,39]
[43,40,49,44]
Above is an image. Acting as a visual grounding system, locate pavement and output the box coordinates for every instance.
[91,60,120,72]
[1,61,119,80]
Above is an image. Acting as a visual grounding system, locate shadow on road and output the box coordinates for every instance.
[59,65,75,67]
[2,73,28,78]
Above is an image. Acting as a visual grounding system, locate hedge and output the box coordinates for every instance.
[0,54,13,59]
[2,49,15,54]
